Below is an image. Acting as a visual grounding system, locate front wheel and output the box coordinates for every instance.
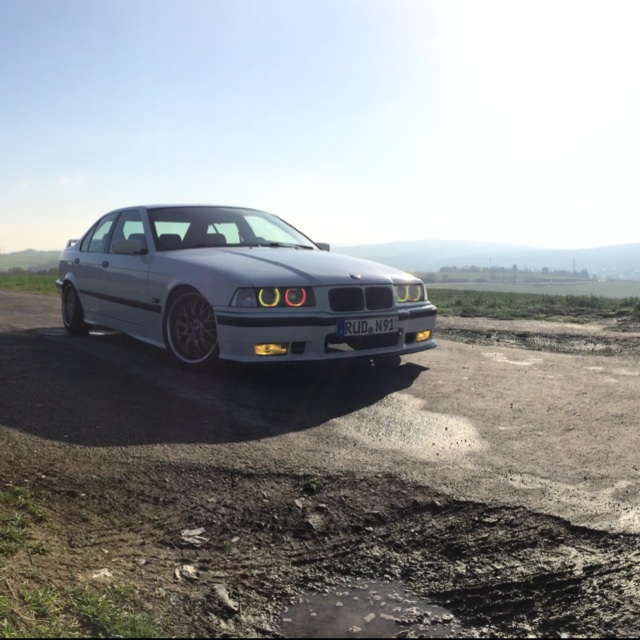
[164,290,219,367]
[61,283,89,334]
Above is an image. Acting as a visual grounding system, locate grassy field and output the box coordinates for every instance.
[0,275,58,296]
[0,487,158,638]
[428,287,640,321]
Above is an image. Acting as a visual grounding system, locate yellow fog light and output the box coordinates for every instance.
[254,343,288,356]
[416,330,431,342]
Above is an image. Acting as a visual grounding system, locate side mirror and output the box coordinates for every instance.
[112,239,148,255]
[316,242,330,252]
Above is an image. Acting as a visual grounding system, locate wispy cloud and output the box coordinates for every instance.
[55,174,84,190]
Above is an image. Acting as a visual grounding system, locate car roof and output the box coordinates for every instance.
[124,204,261,211]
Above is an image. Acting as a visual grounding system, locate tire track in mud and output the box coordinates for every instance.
[437,326,640,357]
[438,329,640,356]
[31,459,639,637]
[288,498,640,638]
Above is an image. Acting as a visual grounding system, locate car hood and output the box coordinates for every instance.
[162,247,419,286]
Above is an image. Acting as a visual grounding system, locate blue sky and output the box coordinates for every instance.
[1,0,639,252]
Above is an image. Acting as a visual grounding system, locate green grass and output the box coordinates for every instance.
[0,584,159,638]
[66,585,158,639]
[0,487,159,638]
[0,275,58,296]
[0,487,46,523]
[428,288,640,322]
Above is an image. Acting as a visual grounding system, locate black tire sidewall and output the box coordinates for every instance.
[163,290,219,368]
[62,284,88,334]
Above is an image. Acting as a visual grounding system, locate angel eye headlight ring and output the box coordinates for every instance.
[396,284,424,303]
[252,286,315,308]
[284,287,307,307]
[407,284,423,302]
[258,287,281,307]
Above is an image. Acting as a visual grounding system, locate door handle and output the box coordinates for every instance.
[101,260,109,268]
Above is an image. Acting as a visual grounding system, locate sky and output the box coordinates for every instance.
[1,0,639,253]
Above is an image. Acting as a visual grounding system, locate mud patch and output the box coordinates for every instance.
[438,326,640,356]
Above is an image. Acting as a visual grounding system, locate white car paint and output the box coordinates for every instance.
[57,205,437,366]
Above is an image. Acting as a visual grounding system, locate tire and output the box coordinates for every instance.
[164,290,219,368]
[61,283,89,334]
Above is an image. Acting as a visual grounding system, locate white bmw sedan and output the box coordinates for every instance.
[56,205,437,367]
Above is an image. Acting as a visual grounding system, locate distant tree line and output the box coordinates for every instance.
[0,266,57,276]
[438,265,591,278]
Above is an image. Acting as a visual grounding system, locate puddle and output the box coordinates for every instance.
[280,580,468,638]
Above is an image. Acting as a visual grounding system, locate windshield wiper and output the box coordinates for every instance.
[261,242,315,249]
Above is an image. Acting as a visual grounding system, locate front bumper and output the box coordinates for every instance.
[214,303,437,363]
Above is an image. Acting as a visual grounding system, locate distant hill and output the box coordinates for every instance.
[0,250,60,273]
[333,239,640,280]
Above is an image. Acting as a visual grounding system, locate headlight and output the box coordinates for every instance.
[231,288,258,307]
[395,283,426,303]
[258,287,281,307]
[284,287,307,307]
[231,287,315,308]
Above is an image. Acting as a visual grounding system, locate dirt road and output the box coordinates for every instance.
[1,290,639,637]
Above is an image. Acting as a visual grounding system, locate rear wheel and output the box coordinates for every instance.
[164,290,219,367]
[61,283,89,334]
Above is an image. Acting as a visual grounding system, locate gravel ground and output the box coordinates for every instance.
[1,291,639,638]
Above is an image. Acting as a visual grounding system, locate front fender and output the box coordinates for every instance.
[56,273,80,295]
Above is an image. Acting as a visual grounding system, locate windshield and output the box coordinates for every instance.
[148,206,317,251]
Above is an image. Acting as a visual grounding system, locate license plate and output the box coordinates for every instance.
[336,317,398,337]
